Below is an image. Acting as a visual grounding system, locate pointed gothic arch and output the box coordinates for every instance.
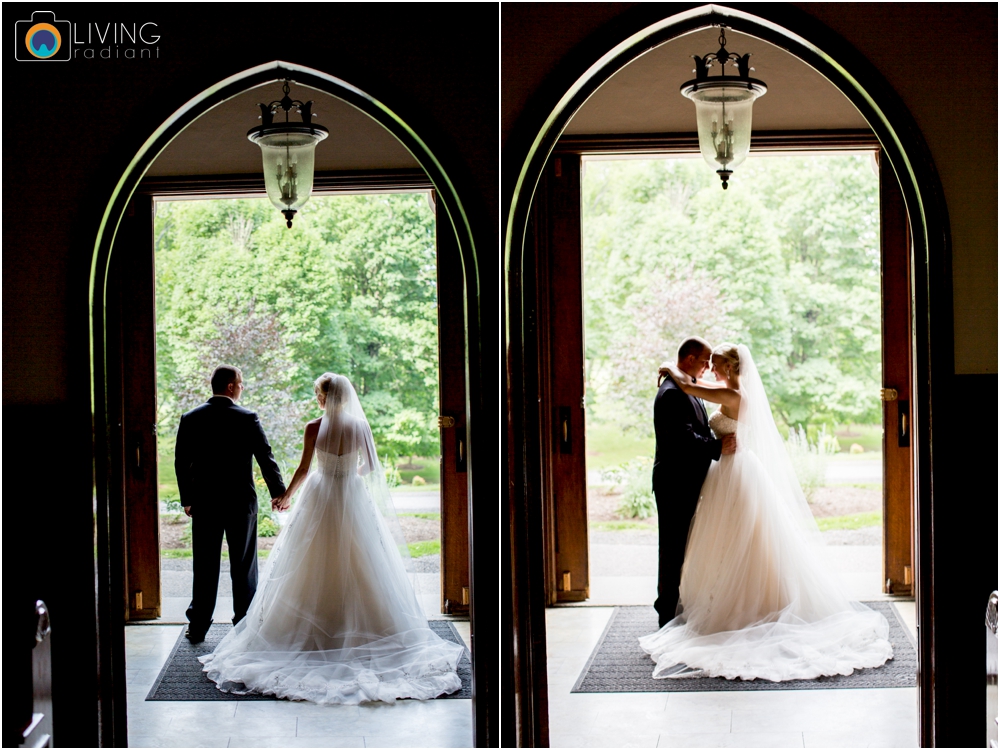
[505,6,953,746]
[91,60,488,746]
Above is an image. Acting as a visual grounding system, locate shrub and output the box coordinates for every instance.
[255,481,285,537]
[384,459,402,488]
[257,516,279,538]
[412,475,427,486]
[850,443,865,454]
[601,457,657,519]
[785,426,836,502]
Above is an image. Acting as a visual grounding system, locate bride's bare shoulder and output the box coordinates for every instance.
[306,417,322,431]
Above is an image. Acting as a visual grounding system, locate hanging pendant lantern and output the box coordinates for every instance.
[680,27,767,189]
[248,81,329,228]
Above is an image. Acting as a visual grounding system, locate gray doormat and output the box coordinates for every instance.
[572,602,916,693]
[146,621,471,701]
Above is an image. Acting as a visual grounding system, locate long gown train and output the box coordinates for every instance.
[199,447,464,704]
[640,349,893,682]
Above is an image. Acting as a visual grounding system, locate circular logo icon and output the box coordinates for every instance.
[26,23,62,59]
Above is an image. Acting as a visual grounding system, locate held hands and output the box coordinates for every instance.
[272,494,292,512]
[721,434,738,455]
[183,506,193,517]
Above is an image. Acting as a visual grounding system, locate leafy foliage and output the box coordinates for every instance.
[154,194,440,467]
[601,457,657,519]
[582,155,881,434]
[785,426,839,502]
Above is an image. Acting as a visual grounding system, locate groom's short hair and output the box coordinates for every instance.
[211,365,242,394]
[677,337,711,361]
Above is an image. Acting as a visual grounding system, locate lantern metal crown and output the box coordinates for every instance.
[680,27,767,189]
[248,81,329,228]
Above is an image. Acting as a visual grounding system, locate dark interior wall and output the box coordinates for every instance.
[3,4,497,746]
[6,2,497,404]
[502,2,997,375]
[502,3,996,747]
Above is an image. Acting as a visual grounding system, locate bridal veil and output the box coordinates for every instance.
[200,374,464,703]
[639,345,893,681]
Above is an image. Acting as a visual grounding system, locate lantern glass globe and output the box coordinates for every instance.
[251,130,326,213]
[683,81,764,177]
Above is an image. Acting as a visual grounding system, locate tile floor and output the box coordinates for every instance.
[545,606,918,748]
[125,621,473,748]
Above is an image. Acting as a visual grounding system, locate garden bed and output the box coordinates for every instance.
[588,482,880,522]
[159,511,442,556]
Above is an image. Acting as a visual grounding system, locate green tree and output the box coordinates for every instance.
[154,193,441,466]
[581,154,881,432]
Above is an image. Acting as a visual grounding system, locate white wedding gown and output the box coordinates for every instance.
[639,346,893,682]
[200,390,464,704]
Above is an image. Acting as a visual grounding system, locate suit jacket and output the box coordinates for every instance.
[652,376,722,494]
[175,397,286,513]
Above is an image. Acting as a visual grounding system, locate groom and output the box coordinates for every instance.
[652,337,736,627]
[174,365,286,642]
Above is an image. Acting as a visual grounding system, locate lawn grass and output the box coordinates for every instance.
[587,420,885,464]
[398,512,441,520]
[832,423,883,453]
[398,459,440,485]
[588,515,883,533]
[585,421,656,472]
[815,511,882,532]
[590,520,658,532]
[157,453,181,503]
[407,540,440,558]
[161,548,271,559]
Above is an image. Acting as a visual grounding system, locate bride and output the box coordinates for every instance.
[640,343,893,682]
[199,372,465,703]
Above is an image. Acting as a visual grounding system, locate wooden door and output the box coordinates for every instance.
[109,195,162,620]
[437,197,470,615]
[533,155,589,604]
[880,157,914,596]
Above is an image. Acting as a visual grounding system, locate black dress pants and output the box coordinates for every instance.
[653,484,701,628]
[186,508,258,628]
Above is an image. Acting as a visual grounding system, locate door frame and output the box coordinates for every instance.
[117,168,471,622]
[542,130,912,601]
[92,62,489,747]
[505,6,952,747]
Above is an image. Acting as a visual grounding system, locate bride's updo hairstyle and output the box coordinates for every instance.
[712,343,741,375]
[314,372,351,411]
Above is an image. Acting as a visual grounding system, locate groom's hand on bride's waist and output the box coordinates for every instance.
[721,435,738,455]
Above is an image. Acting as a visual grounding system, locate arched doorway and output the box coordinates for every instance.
[92,61,486,746]
[505,6,952,747]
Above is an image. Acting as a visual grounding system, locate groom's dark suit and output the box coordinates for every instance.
[652,376,722,627]
[175,396,286,630]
